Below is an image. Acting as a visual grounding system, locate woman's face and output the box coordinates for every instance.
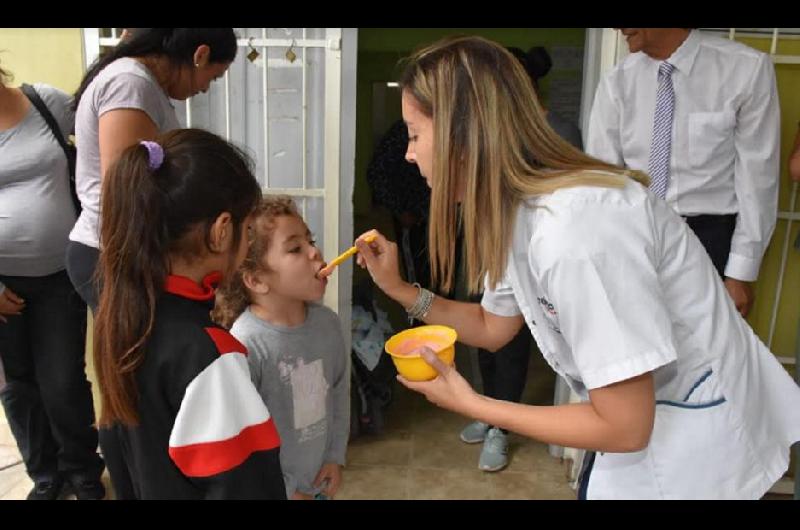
[402,90,434,188]
[191,61,231,97]
[169,61,230,100]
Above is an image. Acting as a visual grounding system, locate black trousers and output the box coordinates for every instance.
[468,284,533,432]
[478,327,532,405]
[65,241,100,312]
[683,214,737,278]
[0,270,103,483]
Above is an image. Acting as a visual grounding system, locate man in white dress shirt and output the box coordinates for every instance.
[586,28,780,317]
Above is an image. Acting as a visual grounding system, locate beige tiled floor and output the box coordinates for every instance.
[335,351,577,500]
[0,413,115,500]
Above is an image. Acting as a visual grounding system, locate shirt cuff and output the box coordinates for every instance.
[284,473,297,499]
[723,253,761,282]
[580,350,676,391]
[480,297,522,318]
[325,450,347,467]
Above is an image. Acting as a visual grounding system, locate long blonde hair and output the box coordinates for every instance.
[399,35,649,295]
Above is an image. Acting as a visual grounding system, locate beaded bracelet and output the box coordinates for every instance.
[407,282,434,320]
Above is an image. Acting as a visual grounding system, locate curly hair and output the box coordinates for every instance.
[211,195,300,328]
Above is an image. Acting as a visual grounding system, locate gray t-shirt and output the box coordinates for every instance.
[230,304,349,498]
[69,57,180,248]
[0,83,76,276]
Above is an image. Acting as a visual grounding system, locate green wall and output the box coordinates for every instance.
[735,37,800,369]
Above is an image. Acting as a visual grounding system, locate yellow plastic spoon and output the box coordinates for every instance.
[319,233,377,277]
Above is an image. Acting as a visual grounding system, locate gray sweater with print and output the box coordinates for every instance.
[230,304,349,498]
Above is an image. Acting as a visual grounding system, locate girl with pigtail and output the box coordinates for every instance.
[93,128,286,499]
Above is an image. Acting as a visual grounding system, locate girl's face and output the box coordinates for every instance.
[402,90,434,188]
[261,215,327,302]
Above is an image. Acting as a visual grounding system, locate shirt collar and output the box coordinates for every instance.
[664,29,701,75]
[163,271,222,301]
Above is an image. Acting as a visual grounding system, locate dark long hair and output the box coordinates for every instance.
[73,28,237,111]
[94,128,261,427]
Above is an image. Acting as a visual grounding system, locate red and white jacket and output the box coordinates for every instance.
[103,273,286,499]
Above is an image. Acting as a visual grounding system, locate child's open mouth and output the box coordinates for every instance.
[316,263,328,283]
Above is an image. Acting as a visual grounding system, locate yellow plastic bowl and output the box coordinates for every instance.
[384,325,457,382]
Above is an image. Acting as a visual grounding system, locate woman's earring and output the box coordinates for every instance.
[246,37,261,65]
[194,62,200,68]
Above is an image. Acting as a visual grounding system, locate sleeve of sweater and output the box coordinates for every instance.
[166,326,287,499]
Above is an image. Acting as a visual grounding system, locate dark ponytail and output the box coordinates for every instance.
[73,28,237,111]
[94,128,261,426]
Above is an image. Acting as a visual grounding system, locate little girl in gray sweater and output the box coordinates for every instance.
[214,196,348,500]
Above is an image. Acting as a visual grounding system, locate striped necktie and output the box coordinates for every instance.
[648,62,676,199]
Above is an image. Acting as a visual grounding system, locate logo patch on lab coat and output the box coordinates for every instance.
[537,296,557,316]
[537,296,561,334]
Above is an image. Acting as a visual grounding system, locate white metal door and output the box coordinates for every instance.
[80,28,355,323]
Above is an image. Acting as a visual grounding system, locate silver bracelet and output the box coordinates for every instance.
[407,282,434,320]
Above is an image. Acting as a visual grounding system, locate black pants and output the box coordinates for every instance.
[683,214,737,278]
[468,286,533,433]
[0,270,103,483]
[478,327,532,404]
[65,241,100,312]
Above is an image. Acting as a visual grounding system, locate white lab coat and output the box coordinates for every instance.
[481,175,800,499]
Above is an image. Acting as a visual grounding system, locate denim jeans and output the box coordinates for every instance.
[65,240,100,312]
[0,270,103,483]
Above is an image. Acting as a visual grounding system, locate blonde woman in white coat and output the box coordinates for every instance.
[354,36,800,500]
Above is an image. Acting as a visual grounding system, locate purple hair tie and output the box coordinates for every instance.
[140,140,165,171]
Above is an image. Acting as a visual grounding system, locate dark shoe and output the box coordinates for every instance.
[27,477,66,500]
[66,477,106,500]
